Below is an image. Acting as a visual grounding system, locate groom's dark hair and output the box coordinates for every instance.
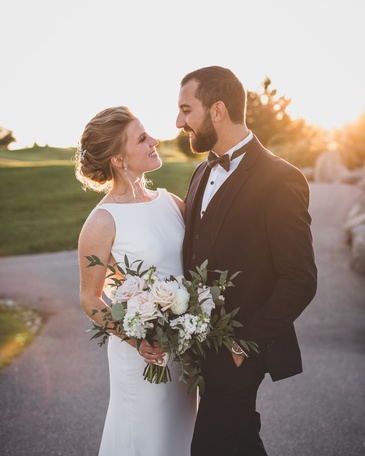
[180,66,246,124]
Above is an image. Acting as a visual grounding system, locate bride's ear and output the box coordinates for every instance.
[111,155,124,168]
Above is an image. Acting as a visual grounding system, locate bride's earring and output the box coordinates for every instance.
[123,163,127,175]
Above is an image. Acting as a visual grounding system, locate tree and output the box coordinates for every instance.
[246,76,292,147]
[176,130,193,158]
[335,113,365,169]
[0,127,16,149]
[246,77,326,167]
[174,77,327,167]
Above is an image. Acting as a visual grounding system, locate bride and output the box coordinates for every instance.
[75,106,197,456]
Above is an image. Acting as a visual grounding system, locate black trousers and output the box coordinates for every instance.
[191,348,268,456]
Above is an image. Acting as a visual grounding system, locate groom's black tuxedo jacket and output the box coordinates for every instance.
[183,135,317,381]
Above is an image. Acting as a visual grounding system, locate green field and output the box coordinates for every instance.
[0,311,35,369]
[0,145,197,369]
[0,145,197,256]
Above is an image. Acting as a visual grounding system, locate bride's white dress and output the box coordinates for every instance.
[96,189,197,456]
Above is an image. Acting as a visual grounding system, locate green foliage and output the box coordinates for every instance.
[87,256,257,393]
[0,313,32,369]
[172,76,327,167]
[0,145,76,165]
[247,77,326,167]
[176,130,195,159]
[336,113,365,169]
[246,76,292,146]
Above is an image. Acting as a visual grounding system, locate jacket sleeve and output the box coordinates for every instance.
[235,167,317,354]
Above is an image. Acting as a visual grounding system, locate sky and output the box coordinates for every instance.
[1,0,364,149]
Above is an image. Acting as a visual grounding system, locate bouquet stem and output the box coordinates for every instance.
[143,354,172,384]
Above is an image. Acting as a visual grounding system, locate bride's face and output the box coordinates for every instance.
[123,119,161,175]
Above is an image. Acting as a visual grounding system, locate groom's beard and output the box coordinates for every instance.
[187,112,218,153]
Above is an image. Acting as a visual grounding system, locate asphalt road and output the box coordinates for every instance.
[0,182,364,456]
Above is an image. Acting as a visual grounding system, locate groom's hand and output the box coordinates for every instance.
[232,352,245,368]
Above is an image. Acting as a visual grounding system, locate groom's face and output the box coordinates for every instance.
[177,79,218,153]
[189,110,218,153]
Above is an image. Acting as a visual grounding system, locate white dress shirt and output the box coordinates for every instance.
[201,131,253,217]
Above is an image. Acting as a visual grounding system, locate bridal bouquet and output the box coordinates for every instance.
[86,255,257,393]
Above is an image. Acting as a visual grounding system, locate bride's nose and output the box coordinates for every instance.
[150,136,158,146]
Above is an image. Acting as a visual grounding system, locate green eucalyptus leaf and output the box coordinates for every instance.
[209,285,221,299]
[218,270,228,283]
[116,264,126,275]
[200,259,208,270]
[111,302,125,321]
[229,271,242,281]
[231,320,243,327]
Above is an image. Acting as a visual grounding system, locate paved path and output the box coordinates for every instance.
[0,183,364,456]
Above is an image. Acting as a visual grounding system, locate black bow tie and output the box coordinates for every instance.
[207,143,249,172]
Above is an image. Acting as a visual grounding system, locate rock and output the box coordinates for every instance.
[314,150,347,183]
[344,184,365,275]
[350,225,365,274]
[300,167,314,182]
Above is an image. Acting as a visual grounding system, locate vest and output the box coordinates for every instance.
[184,169,232,281]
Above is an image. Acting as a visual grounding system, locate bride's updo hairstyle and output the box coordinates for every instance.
[74,106,136,192]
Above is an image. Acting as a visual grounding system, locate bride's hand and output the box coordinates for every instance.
[138,339,165,364]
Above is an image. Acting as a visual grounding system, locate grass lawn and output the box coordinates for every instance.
[0,310,36,370]
[0,146,197,256]
[0,144,197,368]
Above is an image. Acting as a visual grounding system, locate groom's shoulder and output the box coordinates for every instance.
[191,160,207,179]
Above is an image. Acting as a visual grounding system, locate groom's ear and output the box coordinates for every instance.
[210,101,226,123]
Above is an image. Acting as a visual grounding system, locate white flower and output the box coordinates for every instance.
[198,286,216,316]
[123,313,154,339]
[170,286,190,315]
[122,292,158,338]
[150,280,179,311]
[195,314,210,338]
[114,274,146,301]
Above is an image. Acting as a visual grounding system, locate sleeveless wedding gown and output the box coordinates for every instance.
[95,189,197,456]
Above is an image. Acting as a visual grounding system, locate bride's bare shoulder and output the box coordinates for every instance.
[80,207,115,242]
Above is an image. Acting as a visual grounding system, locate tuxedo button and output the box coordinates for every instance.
[192,254,197,260]
[195,234,200,240]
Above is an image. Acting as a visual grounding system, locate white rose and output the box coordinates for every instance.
[114,274,146,301]
[198,286,216,316]
[150,280,179,311]
[127,292,158,320]
[170,286,190,315]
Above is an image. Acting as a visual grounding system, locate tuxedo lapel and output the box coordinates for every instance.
[184,136,263,248]
[209,136,262,243]
[185,161,210,229]
[183,162,211,263]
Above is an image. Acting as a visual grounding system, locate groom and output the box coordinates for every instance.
[177,66,317,456]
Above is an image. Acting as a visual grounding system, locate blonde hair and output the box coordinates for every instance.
[74,106,136,192]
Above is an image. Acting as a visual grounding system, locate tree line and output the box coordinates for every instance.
[175,77,365,169]
[1,78,364,169]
